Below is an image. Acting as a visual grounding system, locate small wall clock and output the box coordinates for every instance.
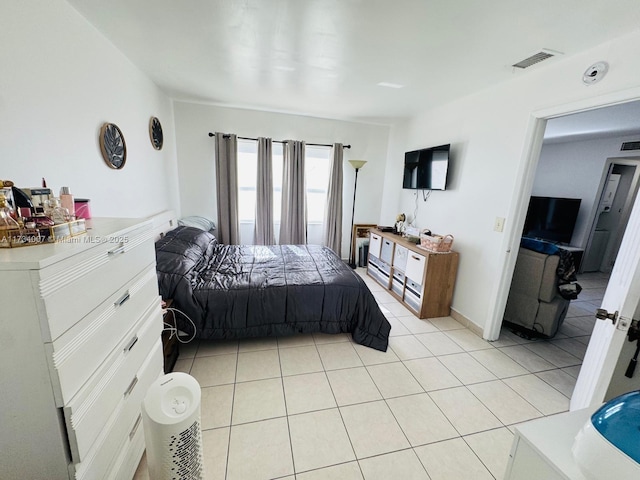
[99,122,127,169]
[149,116,163,150]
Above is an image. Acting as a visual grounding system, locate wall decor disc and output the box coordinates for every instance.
[149,116,163,150]
[99,122,127,169]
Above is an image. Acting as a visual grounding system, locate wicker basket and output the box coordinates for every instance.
[420,233,454,253]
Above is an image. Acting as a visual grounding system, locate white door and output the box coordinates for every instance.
[570,189,640,410]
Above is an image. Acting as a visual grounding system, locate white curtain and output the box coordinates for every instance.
[214,132,240,244]
[322,143,344,254]
[254,137,275,245]
[279,140,306,244]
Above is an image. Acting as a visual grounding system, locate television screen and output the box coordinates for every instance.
[522,196,581,244]
[403,144,450,190]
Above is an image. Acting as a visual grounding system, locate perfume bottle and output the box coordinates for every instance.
[0,194,19,228]
[60,186,75,218]
[50,197,70,224]
[0,194,20,246]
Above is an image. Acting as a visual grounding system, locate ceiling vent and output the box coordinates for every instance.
[621,141,640,151]
[512,49,560,69]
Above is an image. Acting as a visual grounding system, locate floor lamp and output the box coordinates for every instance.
[348,160,367,268]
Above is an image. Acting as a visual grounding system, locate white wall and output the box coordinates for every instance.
[534,134,640,247]
[389,29,640,332]
[0,1,179,218]
[172,101,390,258]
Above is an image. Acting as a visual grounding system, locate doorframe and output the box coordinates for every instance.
[484,87,640,342]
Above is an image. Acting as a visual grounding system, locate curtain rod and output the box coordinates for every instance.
[208,132,351,149]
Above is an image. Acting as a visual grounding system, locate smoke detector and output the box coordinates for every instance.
[583,61,609,85]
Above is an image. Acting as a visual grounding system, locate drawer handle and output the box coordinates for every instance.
[129,414,142,440]
[124,375,139,397]
[411,255,421,261]
[108,244,126,255]
[372,235,379,240]
[124,335,139,353]
[114,292,130,307]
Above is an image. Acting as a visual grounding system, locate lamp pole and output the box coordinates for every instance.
[347,160,367,268]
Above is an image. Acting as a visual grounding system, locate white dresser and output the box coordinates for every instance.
[0,218,164,479]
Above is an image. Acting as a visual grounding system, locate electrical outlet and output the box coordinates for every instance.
[494,217,505,232]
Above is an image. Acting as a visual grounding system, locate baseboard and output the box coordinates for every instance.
[450,308,484,337]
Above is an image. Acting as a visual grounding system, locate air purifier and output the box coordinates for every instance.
[572,390,640,479]
[141,372,204,479]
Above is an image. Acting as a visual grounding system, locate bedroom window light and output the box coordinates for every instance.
[237,139,258,223]
[236,139,330,244]
[305,145,331,224]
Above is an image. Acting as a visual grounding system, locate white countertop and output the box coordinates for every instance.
[0,217,150,271]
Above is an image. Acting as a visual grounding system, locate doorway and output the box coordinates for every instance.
[583,159,640,274]
[486,95,640,409]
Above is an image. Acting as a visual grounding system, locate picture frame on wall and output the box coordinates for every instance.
[149,116,163,150]
[99,122,127,169]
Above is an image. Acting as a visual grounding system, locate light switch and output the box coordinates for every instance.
[494,217,505,232]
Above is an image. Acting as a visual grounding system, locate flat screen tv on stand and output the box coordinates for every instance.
[522,196,581,245]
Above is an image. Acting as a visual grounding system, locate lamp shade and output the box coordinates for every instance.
[348,160,367,170]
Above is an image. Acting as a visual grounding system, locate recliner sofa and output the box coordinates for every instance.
[503,247,570,338]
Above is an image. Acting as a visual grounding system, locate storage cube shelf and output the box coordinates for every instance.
[367,229,459,319]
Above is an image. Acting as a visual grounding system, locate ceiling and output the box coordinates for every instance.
[67,0,640,135]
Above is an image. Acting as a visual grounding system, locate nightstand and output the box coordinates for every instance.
[161,299,179,373]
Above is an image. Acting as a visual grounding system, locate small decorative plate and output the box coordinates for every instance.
[99,123,127,169]
[149,116,163,150]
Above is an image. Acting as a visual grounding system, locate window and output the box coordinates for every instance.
[237,139,258,222]
[236,139,331,244]
[304,145,331,224]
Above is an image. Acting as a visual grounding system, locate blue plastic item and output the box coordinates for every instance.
[591,390,640,463]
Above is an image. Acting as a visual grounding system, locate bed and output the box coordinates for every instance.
[154,225,391,351]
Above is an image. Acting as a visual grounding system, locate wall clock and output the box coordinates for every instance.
[99,122,127,169]
[149,116,163,150]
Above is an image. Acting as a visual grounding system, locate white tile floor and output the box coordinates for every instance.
[134,269,609,480]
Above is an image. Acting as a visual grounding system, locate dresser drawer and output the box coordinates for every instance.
[406,251,426,283]
[380,237,394,264]
[37,223,155,342]
[106,409,146,480]
[369,232,382,258]
[64,300,162,463]
[393,245,409,272]
[71,341,163,480]
[46,266,160,406]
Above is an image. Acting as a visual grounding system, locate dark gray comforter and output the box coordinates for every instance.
[155,226,390,351]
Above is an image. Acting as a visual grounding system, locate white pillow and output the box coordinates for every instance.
[178,216,216,232]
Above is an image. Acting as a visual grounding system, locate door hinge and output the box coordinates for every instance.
[596,308,618,325]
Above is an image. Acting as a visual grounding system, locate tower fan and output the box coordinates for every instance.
[141,372,204,479]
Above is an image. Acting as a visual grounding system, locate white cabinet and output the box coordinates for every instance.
[505,406,596,480]
[0,218,164,479]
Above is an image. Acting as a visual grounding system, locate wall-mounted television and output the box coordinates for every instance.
[403,144,450,190]
[522,196,581,244]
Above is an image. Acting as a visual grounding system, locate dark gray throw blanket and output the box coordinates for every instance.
[156,226,391,351]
